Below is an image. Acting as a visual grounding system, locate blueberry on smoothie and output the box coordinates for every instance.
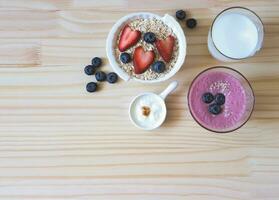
[208,103,222,115]
[215,93,226,105]
[202,92,214,104]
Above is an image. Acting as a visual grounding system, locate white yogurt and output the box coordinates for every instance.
[129,93,166,130]
[212,13,259,59]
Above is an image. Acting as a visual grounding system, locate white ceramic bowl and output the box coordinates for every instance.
[129,81,178,130]
[106,12,187,83]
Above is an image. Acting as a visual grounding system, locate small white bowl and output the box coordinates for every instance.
[129,92,167,130]
[106,12,187,83]
[129,81,178,130]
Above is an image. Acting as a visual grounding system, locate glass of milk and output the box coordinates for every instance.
[208,7,264,62]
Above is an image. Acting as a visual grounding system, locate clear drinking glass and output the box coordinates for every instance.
[187,66,255,133]
[208,7,264,62]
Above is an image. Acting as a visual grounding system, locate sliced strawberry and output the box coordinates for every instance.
[155,35,175,62]
[118,25,141,52]
[133,46,155,74]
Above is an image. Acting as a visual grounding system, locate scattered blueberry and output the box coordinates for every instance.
[202,92,214,104]
[215,93,226,105]
[152,61,166,73]
[186,18,197,29]
[120,52,131,63]
[107,72,118,84]
[208,103,222,115]
[144,32,156,44]
[176,10,186,20]
[95,71,106,82]
[84,65,96,75]
[91,57,102,68]
[86,82,97,93]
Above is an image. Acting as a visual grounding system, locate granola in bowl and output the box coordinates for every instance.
[106,12,186,83]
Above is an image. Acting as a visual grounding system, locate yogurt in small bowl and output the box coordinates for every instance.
[130,93,166,130]
[129,81,178,130]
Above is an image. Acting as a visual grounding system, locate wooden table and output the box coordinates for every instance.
[0,0,278,199]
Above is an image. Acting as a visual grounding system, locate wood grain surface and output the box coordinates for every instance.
[0,0,278,199]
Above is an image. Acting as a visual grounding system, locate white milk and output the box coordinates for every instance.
[212,13,259,59]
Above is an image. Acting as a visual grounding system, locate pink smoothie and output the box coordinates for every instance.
[188,69,253,132]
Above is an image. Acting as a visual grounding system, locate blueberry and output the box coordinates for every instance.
[107,72,118,84]
[176,10,186,20]
[120,52,131,63]
[144,32,156,44]
[202,92,214,104]
[86,82,97,93]
[215,93,226,105]
[151,61,166,73]
[208,103,222,115]
[84,65,96,75]
[91,57,102,68]
[95,71,106,82]
[186,18,197,29]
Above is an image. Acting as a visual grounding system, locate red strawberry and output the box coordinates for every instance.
[155,35,175,62]
[133,46,155,74]
[118,25,141,52]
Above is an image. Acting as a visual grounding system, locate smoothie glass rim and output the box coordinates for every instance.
[187,66,255,133]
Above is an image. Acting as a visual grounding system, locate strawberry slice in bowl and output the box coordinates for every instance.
[118,25,141,52]
[155,35,175,63]
[133,46,155,74]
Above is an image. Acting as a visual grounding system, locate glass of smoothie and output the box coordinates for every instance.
[208,7,264,62]
[188,66,255,133]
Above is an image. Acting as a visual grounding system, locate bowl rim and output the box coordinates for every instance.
[106,12,187,83]
[129,92,167,130]
[187,66,255,133]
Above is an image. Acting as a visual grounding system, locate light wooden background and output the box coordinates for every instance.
[0,0,278,199]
